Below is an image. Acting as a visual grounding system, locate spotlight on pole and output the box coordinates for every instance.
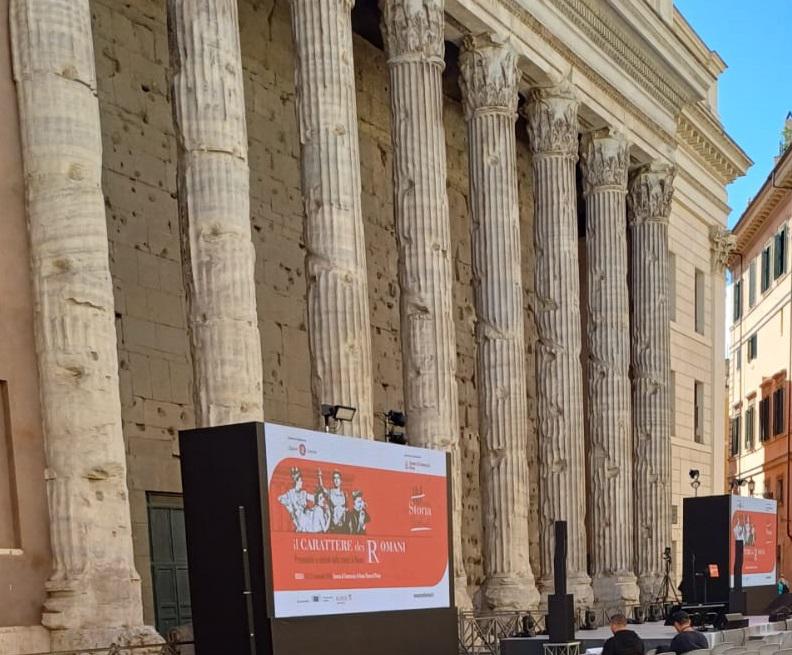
[320,404,356,433]
[383,410,407,445]
[689,469,701,496]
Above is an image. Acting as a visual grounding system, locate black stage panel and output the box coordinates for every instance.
[682,495,731,604]
[180,422,457,655]
[180,422,272,655]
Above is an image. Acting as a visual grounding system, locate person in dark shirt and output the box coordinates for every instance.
[602,614,645,655]
[665,611,709,655]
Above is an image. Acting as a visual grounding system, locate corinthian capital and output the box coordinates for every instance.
[524,81,579,157]
[709,225,737,273]
[459,33,518,119]
[379,0,444,64]
[627,162,675,224]
[580,128,629,195]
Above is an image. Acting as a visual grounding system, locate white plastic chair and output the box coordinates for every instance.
[758,645,780,655]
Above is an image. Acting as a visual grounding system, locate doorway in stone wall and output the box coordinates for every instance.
[147,493,191,635]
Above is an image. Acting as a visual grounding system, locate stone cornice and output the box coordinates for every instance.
[459,33,518,118]
[551,0,696,114]
[486,0,676,147]
[677,104,752,185]
[731,146,792,261]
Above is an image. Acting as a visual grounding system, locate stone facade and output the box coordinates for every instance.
[0,0,749,650]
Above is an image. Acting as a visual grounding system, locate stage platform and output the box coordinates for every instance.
[501,616,780,655]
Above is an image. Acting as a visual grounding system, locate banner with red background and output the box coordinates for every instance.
[729,495,777,588]
[264,423,451,618]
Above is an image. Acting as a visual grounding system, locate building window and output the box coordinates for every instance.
[669,251,677,322]
[749,259,757,307]
[694,381,704,443]
[736,345,742,371]
[760,396,771,441]
[778,476,785,505]
[733,280,743,322]
[695,268,705,335]
[745,404,755,450]
[747,333,758,361]
[774,386,786,436]
[730,415,741,455]
[762,245,772,292]
[775,226,787,279]
[672,504,678,525]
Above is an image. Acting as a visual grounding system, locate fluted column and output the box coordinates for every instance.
[169,0,263,426]
[459,34,539,612]
[524,83,593,607]
[10,0,158,648]
[380,0,470,607]
[288,0,374,437]
[627,162,675,602]
[580,129,639,610]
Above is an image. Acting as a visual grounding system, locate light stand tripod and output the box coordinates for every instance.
[652,546,679,619]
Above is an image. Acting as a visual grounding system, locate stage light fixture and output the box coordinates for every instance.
[689,469,701,496]
[384,410,408,445]
[729,476,747,494]
[633,606,645,624]
[320,404,357,432]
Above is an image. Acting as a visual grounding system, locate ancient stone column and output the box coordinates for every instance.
[580,129,639,610]
[288,0,374,437]
[10,0,158,648]
[524,83,593,607]
[459,34,539,612]
[627,162,675,602]
[380,0,470,607]
[169,0,264,426]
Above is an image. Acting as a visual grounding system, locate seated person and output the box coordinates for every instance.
[602,614,645,655]
[664,611,709,655]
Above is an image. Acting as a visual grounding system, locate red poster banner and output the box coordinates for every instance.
[269,457,448,593]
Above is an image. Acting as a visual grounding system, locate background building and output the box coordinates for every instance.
[0,0,747,652]
[728,128,792,579]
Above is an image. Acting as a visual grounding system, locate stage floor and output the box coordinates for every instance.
[501,616,775,655]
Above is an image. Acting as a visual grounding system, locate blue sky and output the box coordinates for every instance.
[675,0,792,227]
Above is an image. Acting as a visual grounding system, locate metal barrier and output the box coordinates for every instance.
[459,610,546,655]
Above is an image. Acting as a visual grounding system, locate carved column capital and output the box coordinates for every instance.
[379,0,444,65]
[459,33,518,119]
[627,162,675,224]
[709,225,737,273]
[580,128,629,195]
[524,82,579,157]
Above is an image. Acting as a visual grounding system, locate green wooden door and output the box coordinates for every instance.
[148,494,191,635]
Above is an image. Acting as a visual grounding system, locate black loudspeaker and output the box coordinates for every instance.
[546,522,576,643]
[729,540,747,614]
[767,592,792,621]
[717,613,749,629]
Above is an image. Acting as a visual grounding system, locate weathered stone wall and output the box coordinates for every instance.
[89,0,539,618]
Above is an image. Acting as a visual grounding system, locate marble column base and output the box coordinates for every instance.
[51,626,163,652]
[539,571,594,609]
[481,573,541,612]
[637,572,664,605]
[592,573,641,612]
